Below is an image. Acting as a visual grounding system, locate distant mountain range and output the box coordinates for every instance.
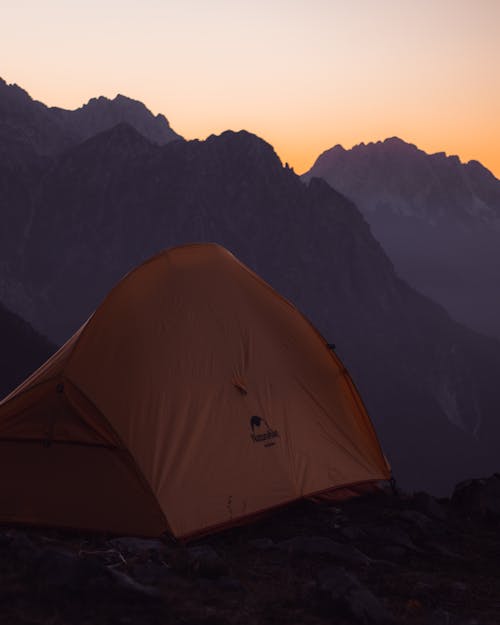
[0,77,182,157]
[303,138,500,339]
[1,78,500,494]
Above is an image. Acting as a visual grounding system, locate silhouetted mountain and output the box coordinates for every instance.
[0,77,182,157]
[0,79,73,155]
[0,303,55,398]
[51,93,182,146]
[1,111,500,494]
[303,138,500,338]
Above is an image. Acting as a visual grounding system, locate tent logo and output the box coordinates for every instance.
[250,415,279,447]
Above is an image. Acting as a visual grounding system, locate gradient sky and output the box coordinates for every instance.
[2,0,499,176]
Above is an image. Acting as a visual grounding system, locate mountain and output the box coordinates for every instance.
[302,138,500,339]
[0,302,55,399]
[51,93,183,146]
[1,106,500,494]
[0,77,182,157]
[0,77,182,316]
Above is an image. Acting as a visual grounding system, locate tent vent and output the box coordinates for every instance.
[233,378,248,396]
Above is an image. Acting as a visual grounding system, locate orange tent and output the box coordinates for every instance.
[0,244,390,538]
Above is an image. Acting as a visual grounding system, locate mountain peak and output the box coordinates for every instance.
[61,122,159,164]
[302,133,500,342]
[0,78,183,155]
[466,159,500,182]
[69,94,183,145]
[212,129,277,152]
[84,93,150,112]
[0,78,44,112]
[354,137,420,154]
[203,130,286,173]
[382,136,412,147]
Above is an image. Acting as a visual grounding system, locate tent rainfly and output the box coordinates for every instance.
[0,244,391,539]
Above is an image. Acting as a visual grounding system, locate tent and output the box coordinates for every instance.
[0,244,390,539]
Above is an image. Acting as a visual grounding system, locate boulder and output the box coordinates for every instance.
[108,536,167,555]
[412,492,448,522]
[364,525,419,551]
[452,474,500,520]
[109,568,163,598]
[0,531,39,564]
[278,536,370,566]
[248,538,276,550]
[129,560,172,585]
[171,545,228,578]
[33,547,111,596]
[314,566,393,624]
[393,509,434,534]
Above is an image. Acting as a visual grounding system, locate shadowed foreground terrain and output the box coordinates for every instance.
[2,477,500,625]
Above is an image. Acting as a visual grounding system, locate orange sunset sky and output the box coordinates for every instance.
[2,0,499,177]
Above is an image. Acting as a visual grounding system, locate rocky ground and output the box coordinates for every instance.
[2,476,500,625]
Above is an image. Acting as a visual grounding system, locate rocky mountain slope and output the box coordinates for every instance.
[51,93,183,146]
[0,77,182,157]
[1,111,500,494]
[302,138,500,339]
[2,479,500,625]
[0,302,54,399]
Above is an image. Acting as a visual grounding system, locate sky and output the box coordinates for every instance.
[2,0,499,176]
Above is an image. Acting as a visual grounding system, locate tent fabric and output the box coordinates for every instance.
[0,243,390,538]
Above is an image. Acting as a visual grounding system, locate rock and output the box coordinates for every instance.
[442,581,469,602]
[315,567,393,624]
[412,581,435,603]
[317,566,357,597]
[339,526,368,541]
[198,575,244,593]
[393,509,434,533]
[376,545,408,561]
[404,598,424,615]
[33,546,164,601]
[369,559,400,574]
[278,536,370,566]
[248,538,275,550]
[129,560,172,585]
[33,547,111,595]
[426,541,465,561]
[1,531,39,563]
[109,568,163,598]
[412,492,448,521]
[452,474,500,520]
[429,608,452,624]
[108,536,167,555]
[349,586,393,625]
[216,576,244,592]
[171,545,228,578]
[364,525,419,552]
[188,545,227,578]
[404,571,469,606]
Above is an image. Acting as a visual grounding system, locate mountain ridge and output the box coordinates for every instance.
[309,137,499,182]
[303,136,500,338]
[0,77,182,156]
